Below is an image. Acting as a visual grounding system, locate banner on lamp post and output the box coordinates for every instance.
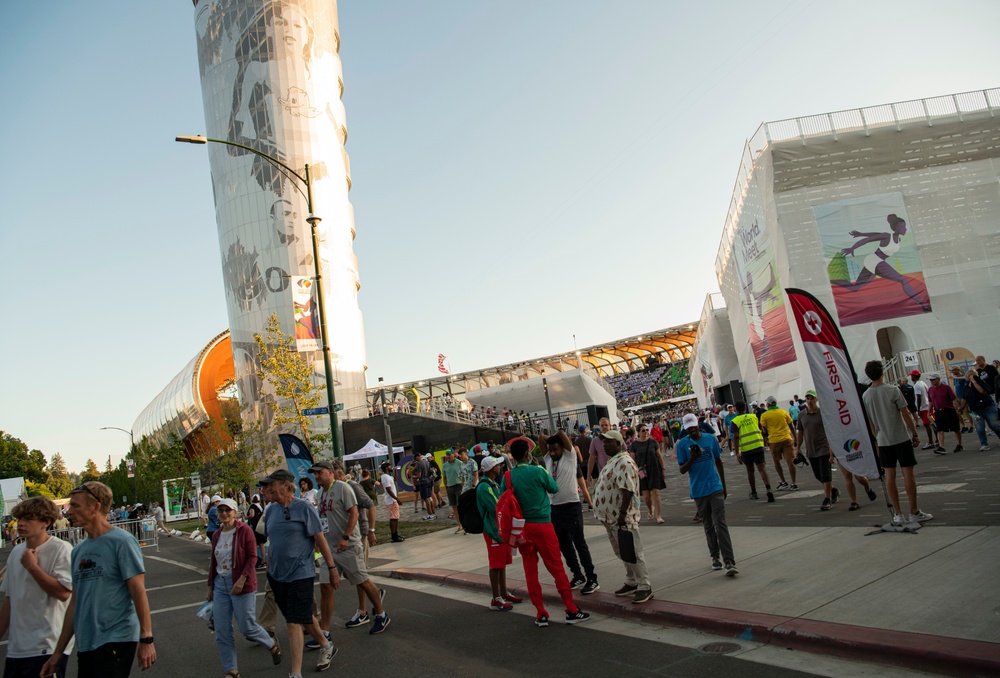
[786,288,880,480]
[126,459,136,479]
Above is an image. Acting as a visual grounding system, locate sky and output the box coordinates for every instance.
[1,1,997,473]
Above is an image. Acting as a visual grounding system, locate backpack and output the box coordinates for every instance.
[247,503,267,545]
[898,383,917,413]
[495,470,526,548]
[457,487,483,534]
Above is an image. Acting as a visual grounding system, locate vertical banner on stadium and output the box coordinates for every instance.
[292,276,321,352]
[813,193,931,326]
[733,208,796,371]
[278,433,316,496]
[786,288,880,480]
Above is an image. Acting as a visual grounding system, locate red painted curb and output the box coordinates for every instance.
[388,568,999,678]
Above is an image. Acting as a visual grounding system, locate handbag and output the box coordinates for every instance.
[617,527,637,564]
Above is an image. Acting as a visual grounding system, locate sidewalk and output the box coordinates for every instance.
[371,520,1000,677]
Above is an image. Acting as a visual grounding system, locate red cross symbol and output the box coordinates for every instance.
[803,311,822,335]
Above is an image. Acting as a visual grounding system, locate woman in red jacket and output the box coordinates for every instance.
[208,498,282,677]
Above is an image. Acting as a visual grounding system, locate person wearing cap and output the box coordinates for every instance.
[677,414,738,576]
[412,453,438,520]
[378,462,405,543]
[910,370,936,450]
[541,430,599,596]
[150,501,171,537]
[593,429,653,602]
[795,391,842,511]
[206,494,222,541]
[927,373,963,454]
[585,418,613,487]
[760,395,799,491]
[862,360,933,526]
[207,498,282,677]
[502,438,590,627]
[949,366,975,435]
[964,366,1000,450]
[441,449,463,520]
[476,455,521,611]
[259,468,340,674]
[730,401,775,503]
[309,460,389,637]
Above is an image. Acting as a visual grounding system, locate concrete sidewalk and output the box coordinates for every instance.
[370,520,1000,677]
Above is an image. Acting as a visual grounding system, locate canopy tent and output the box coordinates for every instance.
[0,477,27,516]
[345,439,405,461]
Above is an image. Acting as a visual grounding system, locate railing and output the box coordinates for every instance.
[36,520,160,552]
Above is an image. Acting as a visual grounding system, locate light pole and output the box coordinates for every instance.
[100,426,136,501]
[541,369,556,434]
[176,134,342,459]
[378,377,394,468]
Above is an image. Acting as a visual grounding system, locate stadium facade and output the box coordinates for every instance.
[189,0,367,445]
[693,88,1000,408]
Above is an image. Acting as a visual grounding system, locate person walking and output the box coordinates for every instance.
[795,391,840,511]
[628,424,667,523]
[379,462,405,543]
[475,456,522,611]
[207,498,281,677]
[731,401,775,502]
[964,367,1000,450]
[455,447,479,534]
[760,396,799,490]
[150,502,172,538]
[927,373,963,453]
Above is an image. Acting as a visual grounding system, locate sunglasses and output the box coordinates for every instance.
[73,484,101,504]
[283,506,291,521]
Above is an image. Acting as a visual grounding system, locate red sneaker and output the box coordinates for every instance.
[504,593,523,604]
[490,597,513,611]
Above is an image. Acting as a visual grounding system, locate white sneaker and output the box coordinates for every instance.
[979,445,991,451]
[891,514,906,527]
[316,642,338,671]
[908,510,933,523]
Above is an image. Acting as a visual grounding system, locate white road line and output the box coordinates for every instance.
[146,579,205,592]
[144,555,208,575]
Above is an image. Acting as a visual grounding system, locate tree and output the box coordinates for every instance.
[0,431,48,483]
[81,459,101,483]
[254,312,330,455]
[198,420,279,497]
[25,480,54,498]
[47,453,72,497]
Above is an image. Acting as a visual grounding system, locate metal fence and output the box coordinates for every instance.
[41,520,160,552]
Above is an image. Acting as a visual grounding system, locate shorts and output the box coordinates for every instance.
[483,533,512,569]
[809,456,832,483]
[323,541,368,587]
[741,449,766,467]
[769,439,796,463]
[418,481,432,500]
[5,655,68,678]
[268,575,315,624]
[446,484,462,507]
[919,410,931,426]
[933,408,959,433]
[386,502,399,519]
[878,440,917,469]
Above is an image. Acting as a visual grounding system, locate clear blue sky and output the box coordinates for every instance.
[1,1,996,473]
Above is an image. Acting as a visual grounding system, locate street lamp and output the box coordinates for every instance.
[176,134,343,459]
[378,377,394,468]
[100,426,136,501]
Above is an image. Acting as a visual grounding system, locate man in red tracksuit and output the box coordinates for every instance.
[500,439,590,628]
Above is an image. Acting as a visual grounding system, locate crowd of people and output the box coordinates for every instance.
[605,363,692,409]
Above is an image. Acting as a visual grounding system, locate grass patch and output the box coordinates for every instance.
[373,519,452,546]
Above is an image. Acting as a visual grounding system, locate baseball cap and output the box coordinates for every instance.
[481,456,503,473]
[681,413,699,429]
[765,395,777,406]
[578,424,587,433]
[804,389,818,398]
[599,430,625,444]
[210,494,222,503]
[308,460,335,473]
[258,468,295,485]
[927,373,940,380]
[217,498,237,511]
[910,369,921,377]
[749,401,758,408]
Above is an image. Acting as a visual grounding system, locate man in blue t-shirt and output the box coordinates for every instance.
[43,481,156,678]
[677,414,738,577]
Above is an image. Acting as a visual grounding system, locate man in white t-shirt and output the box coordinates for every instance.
[200,490,211,526]
[0,497,74,678]
[379,462,405,543]
[150,502,172,537]
[910,370,935,449]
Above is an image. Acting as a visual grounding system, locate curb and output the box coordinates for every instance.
[386,567,999,678]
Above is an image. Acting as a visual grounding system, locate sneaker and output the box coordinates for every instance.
[490,597,513,611]
[908,510,933,523]
[820,497,832,511]
[534,615,549,628]
[766,491,775,503]
[369,612,390,635]
[421,515,435,521]
[569,576,586,590]
[933,447,947,455]
[848,502,861,511]
[866,487,877,501]
[581,580,600,595]
[749,491,759,500]
[953,445,963,453]
[614,584,638,597]
[565,610,591,624]
[711,559,724,570]
[504,593,523,604]
[632,589,654,604]
[391,534,406,542]
[725,562,739,577]
[789,484,799,491]
[980,445,991,451]
[776,481,789,490]
[345,611,370,628]
[316,642,338,671]
[891,514,906,526]
[831,487,840,504]
[305,631,332,651]
[921,443,935,450]
[414,507,419,513]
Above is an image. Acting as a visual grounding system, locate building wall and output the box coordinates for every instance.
[192,0,367,449]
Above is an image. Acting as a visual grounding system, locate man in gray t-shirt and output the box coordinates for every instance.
[862,360,932,527]
[413,454,437,520]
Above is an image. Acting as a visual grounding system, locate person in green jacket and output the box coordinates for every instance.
[476,456,520,611]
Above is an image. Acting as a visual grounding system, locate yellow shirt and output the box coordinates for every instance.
[760,407,794,443]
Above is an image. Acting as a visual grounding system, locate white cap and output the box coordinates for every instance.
[217,498,238,511]
[481,456,504,473]
[211,494,222,503]
[682,413,699,429]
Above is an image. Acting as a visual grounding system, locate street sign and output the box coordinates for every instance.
[303,406,329,416]
[332,403,344,412]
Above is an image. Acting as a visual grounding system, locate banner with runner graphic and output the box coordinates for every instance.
[786,288,880,479]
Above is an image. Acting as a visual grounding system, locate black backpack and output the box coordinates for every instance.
[457,487,483,534]
[898,383,917,413]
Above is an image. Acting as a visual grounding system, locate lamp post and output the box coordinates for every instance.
[378,377,394,468]
[100,426,136,501]
[176,134,342,459]
[541,369,556,434]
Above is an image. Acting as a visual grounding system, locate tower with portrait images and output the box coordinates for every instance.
[191,0,366,452]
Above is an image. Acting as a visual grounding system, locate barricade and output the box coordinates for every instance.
[115,519,160,552]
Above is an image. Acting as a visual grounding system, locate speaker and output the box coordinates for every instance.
[729,380,746,406]
[586,405,598,426]
[411,435,428,457]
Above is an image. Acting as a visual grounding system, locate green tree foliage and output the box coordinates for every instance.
[254,312,330,455]
[0,431,49,483]
[81,459,101,483]
[25,479,54,498]
[46,453,72,497]
[198,420,279,495]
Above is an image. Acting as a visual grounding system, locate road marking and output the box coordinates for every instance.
[147,579,205,592]
[145,554,208,575]
[916,483,968,492]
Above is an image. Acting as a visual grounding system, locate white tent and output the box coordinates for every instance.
[344,439,405,462]
[0,477,27,516]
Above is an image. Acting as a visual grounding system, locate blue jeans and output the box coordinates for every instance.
[972,403,1000,446]
[213,573,273,672]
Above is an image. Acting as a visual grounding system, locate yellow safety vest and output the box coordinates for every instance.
[732,414,765,452]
